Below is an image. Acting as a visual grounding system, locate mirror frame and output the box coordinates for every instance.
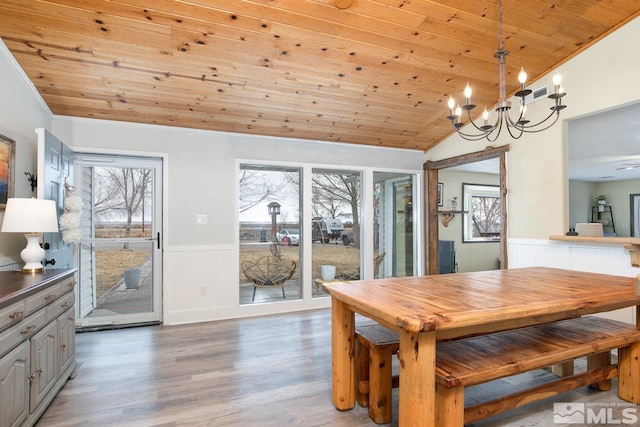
[424,145,509,275]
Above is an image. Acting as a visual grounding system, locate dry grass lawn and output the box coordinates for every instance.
[96,249,150,299]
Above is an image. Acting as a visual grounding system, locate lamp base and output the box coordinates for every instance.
[20,233,45,274]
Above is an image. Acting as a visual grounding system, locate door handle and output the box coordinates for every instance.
[146,232,160,249]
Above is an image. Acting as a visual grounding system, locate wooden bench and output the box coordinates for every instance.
[355,316,640,425]
[355,324,400,423]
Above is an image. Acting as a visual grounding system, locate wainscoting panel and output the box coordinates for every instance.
[163,245,330,325]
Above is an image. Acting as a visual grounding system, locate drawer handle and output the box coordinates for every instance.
[61,301,72,308]
[45,294,57,302]
[9,311,24,320]
[20,325,36,335]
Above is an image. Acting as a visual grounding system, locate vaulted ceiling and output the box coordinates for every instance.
[1,1,639,152]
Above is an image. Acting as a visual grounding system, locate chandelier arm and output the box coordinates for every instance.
[452,110,508,142]
[519,111,561,133]
[450,124,496,141]
[505,123,526,139]
[465,109,499,134]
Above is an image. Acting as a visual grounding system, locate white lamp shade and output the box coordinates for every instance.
[1,198,59,233]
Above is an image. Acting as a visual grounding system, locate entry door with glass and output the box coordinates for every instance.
[75,155,163,328]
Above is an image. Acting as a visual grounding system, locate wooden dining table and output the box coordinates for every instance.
[326,267,640,426]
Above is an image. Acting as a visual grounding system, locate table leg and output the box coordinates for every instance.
[398,330,436,426]
[332,296,356,410]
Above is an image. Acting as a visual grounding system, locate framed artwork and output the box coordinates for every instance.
[0,133,16,210]
[437,182,443,206]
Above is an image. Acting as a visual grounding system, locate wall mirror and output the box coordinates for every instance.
[424,145,509,275]
[568,102,640,237]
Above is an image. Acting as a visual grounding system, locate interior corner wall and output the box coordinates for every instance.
[426,16,640,241]
[0,39,53,265]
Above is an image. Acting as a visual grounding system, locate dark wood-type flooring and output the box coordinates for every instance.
[36,309,634,426]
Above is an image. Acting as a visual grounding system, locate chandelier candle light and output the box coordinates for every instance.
[446,0,567,141]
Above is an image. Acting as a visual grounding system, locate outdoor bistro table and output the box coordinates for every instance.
[325,267,640,426]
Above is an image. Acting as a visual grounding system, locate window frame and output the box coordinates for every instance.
[462,183,501,243]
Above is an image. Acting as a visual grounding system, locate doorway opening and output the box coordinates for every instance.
[75,156,163,329]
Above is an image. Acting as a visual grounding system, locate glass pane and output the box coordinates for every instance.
[77,164,158,321]
[80,240,154,315]
[311,170,361,296]
[373,172,415,278]
[239,165,301,304]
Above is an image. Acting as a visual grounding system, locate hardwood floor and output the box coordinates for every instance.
[36,309,635,427]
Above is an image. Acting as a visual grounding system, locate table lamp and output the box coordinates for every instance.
[1,198,59,273]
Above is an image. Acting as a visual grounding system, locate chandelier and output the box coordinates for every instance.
[445,0,567,141]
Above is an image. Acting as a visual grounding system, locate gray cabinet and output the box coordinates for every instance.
[0,341,30,427]
[0,270,77,427]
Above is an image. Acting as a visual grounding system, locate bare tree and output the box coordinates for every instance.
[471,196,501,237]
[94,167,152,248]
[312,173,360,247]
[239,168,286,213]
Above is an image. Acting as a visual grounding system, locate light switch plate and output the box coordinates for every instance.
[196,214,207,225]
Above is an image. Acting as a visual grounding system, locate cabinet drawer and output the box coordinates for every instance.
[46,291,75,322]
[58,276,76,294]
[0,310,46,358]
[24,283,65,315]
[0,299,26,332]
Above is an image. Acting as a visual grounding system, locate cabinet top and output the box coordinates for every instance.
[0,269,77,309]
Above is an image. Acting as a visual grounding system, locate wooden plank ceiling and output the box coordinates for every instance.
[1,0,639,151]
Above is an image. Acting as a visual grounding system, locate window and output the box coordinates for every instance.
[311,169,361,296]
[238,165,301,304]
[462,184,501,242]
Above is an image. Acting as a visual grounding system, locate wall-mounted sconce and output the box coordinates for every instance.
[25,172,37,192]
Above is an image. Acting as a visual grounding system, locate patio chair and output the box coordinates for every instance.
[241,256,297,302]
[340,252,386,280]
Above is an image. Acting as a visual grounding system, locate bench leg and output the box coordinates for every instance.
[356,341,370,407]
[619,342,640,404]
[551,360,574,377]
[587,351,612,391]
[368,348,394,424]
[436,382,464,427]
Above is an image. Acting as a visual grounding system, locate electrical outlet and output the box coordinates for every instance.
[200,286,207,296]
[196,214,207,225]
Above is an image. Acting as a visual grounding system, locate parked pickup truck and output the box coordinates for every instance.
[312,218,344,243]
[341,231,354,246]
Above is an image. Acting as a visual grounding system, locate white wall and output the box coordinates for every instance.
[51,116,424,324]
[0,40,53,266]
[568,180,594,228]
